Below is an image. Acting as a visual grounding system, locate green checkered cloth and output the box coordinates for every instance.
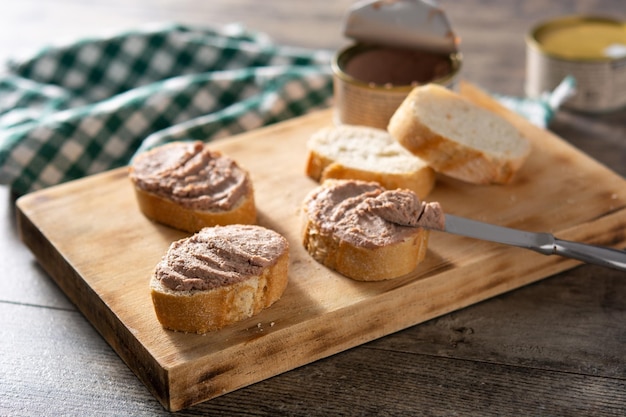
[0,23,334,195]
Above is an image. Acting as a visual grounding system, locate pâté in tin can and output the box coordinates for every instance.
[332,0,462,129]
[526,15,626,113]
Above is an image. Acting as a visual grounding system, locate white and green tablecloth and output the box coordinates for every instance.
[0,24,334,195]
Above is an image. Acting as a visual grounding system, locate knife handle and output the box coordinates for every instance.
[553,239,626,272]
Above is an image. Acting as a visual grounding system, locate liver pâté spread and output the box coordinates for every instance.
[155,225,288,292]
[129,141,250,211]
[304,180,444,250]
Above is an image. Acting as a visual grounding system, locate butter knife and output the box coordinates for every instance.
[437,214,626,272]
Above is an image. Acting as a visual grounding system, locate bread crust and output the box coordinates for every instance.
[388,84,530,185]
[151,247,289,334]
[132,184,256,232]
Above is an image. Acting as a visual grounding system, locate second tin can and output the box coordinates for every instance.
[526,15,626,113]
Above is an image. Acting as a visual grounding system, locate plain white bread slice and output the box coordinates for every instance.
[305,125,436,199]
[387,83,531,184]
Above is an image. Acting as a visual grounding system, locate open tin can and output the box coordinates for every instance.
[332,0,462,129]
[526,15,626,113]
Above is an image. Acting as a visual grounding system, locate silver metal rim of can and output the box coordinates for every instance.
[332,43,462,92]
[526,15,626,63]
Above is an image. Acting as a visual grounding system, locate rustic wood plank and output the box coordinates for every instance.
[0,303,166,416]
[211,347,626,416]
[0,0,353,63]
[369,265,626,379]
[0,187,74,309]
[3,302,625,416]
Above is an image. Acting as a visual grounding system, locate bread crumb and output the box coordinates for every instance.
[270,322,275,327]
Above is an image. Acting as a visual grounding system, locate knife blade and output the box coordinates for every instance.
[437,214,626,272]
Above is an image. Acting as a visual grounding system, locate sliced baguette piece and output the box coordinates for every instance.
[301,179,430,281]
[387,83,531,185]
[151,225,289,334]
[306,125,436,199]
[129,141,256,233]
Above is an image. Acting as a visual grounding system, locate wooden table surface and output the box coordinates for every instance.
[1,1,625,416]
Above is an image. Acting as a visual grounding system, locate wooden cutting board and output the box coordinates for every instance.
[16,85,626,411]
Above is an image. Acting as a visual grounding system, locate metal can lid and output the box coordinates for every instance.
[343,0,459,54]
